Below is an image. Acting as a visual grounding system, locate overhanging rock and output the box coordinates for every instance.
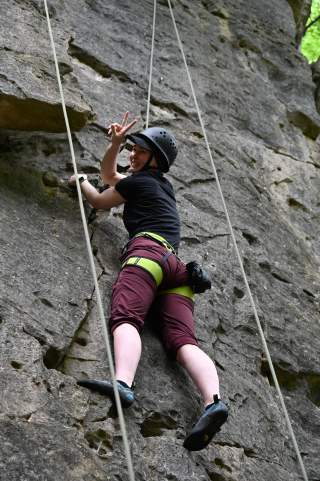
[0,1,94,132]
[0,93,94,132]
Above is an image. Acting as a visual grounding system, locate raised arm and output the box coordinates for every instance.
[101,112,138,186]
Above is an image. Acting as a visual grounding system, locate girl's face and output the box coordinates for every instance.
[129,144,155,172]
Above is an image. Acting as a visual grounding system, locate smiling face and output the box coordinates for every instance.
[128,144,158,172]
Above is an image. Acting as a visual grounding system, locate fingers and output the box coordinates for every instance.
[121,111,129,126]
[106,122,123,135]
[68,174,87,186]
[106,123,116,136]
[122,118,138,134]
[106,113,139,137]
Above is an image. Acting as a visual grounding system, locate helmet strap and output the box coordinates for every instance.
[141,152,156,171]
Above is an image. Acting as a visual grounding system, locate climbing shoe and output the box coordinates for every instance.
[186,261,211,294]
[183,395,228,451]
[77,379,135,408]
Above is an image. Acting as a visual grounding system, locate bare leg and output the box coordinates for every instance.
[176,344,220,407]
[113,323,142,387]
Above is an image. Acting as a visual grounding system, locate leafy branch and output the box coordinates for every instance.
[303,14,320,35]
[301,0,320,63]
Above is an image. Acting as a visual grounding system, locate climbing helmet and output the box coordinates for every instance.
[126,127,178,172]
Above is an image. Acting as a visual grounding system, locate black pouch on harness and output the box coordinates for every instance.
[186,261,211,294]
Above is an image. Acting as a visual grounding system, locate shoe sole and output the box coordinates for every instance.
[77,379,134,408]
[183,409,228,451]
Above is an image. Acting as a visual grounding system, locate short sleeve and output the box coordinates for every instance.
[115,175,137,201]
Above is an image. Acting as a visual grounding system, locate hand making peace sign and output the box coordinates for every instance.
[107,112,138,145]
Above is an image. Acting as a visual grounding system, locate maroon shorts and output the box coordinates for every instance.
[109,238,198,356]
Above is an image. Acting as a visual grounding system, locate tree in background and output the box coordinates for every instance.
[301,0,320,62]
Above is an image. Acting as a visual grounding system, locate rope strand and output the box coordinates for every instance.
[166,1,309,480]
[146,0,157,128]
[42,2,135,480]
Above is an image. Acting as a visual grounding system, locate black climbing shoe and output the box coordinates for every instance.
[77,379,135,408]
[183,396,228,451]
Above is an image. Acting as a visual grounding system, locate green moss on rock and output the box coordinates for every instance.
[0,160,73,208]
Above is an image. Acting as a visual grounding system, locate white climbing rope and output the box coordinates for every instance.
[146,0,157,128]
[166,1,309,480]
[42,2,135,480]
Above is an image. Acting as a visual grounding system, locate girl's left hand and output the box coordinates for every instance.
[106,112,138,144]
[68,174,87,186]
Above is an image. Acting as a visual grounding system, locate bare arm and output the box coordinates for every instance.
[100,139,125,186]
[101,112,138,186]
[68,176,125,210]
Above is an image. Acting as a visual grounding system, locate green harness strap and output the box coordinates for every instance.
[134,231,176,253]
[158,285,194,301]
[121,258,194,300]
[122,257,164,286]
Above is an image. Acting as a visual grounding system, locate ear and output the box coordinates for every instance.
[150,156,158,168]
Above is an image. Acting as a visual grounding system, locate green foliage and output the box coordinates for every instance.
[301,0,320,63]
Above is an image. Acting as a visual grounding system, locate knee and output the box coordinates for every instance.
[111,320,142,336]
[175,342,199,363]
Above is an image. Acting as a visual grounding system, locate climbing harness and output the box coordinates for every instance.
[121,232,209,297]
[43,0,309,479]
[122,231,210,298]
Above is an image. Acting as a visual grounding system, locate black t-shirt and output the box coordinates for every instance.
[115,170,181,250]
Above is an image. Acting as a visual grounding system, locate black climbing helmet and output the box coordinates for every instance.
[127,127,178,172]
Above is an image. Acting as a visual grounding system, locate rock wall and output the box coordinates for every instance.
[312,59,320,112]
[1,1,320,480]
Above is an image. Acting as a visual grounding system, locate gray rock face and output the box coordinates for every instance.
[1,1,320,481]
[287,0,312,44]
[0,0,94,131]
[312,59,320,113]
